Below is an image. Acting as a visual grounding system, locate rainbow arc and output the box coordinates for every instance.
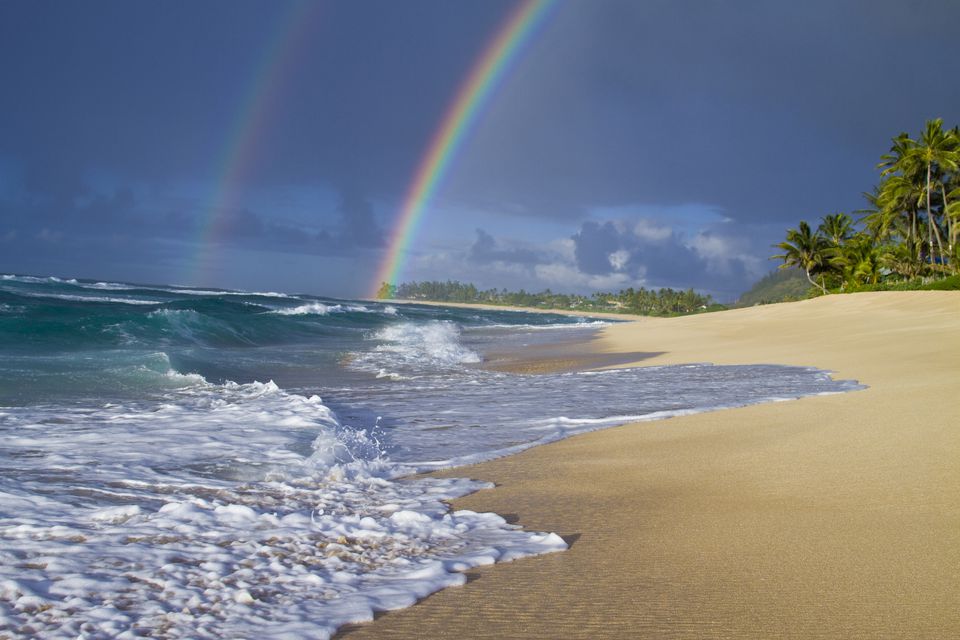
[189,2,321,285]
[371,0,557,297]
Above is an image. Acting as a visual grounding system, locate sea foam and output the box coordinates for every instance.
[372,321,481,367]
[271,302,370,316]
[0,379,565,638]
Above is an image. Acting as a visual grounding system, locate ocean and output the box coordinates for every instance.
[0,274,861,638]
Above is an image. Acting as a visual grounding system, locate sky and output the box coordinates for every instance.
[1,0,958,301]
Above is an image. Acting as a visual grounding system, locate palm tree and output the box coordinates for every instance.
[773,221,830,294]
[878,132,914,177]
[880,235,922,280]
[819,212,854,246]
[831,233,882,286]
[874,132,928,275]
[873,176,924,239]
[946,179,960,268]
[902,119,959,268]
[937,126,960,269]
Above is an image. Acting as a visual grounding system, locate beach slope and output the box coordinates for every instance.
[339,292,959,638]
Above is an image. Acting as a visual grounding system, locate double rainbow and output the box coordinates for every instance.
[371,0,557,297]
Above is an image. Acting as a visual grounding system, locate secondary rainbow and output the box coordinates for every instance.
[371,0,557,297]
[187,2,321,285]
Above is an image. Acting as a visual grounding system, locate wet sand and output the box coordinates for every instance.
[338,292,960,638]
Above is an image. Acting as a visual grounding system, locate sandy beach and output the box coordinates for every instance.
[338,291,959,638]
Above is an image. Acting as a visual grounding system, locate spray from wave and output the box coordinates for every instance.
[349,321,481,379]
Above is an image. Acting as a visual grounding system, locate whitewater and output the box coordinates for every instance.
[0,274,862,638]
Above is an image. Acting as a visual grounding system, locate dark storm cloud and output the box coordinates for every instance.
[22,159,91,203]
[0,169,384,277]
[570,218,758,296]
[570,220,703,281]
[0,0,509,290]
[336,191,385,249]
[468,229,542,266]
[454,220,759,300]
[571,222,624,275]
[1,0,959,295]
[449,0,960,225]
[0,0,511,193]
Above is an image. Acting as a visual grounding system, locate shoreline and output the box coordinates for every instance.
[337,291,960,638]
[374,297,651,321]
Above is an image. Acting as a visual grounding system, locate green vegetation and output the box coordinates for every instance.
[735,268,811,306]
[377,280,721,317]
[827,273,960,293]
[774,118,960,295]
[922,274,960,290]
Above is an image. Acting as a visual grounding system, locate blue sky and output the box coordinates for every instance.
[1,0,958,300]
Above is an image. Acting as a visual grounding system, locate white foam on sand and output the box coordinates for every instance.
[0,379,566,639]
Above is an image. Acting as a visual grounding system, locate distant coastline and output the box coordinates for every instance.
[375,280,724,318]
[374,297,650,321]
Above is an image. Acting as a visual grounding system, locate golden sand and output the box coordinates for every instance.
[338,292,959,639]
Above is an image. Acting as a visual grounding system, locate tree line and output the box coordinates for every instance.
[775,118,960,293]
[376,280,720,316]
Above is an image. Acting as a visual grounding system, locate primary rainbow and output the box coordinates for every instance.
[371,0,557,297]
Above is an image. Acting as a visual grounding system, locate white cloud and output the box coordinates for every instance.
[549,237,577,261]
[608,249,630,271]
[534,262,635,291]
[689,232,733,261]
[632,218,672,242]
[690,231,766,278]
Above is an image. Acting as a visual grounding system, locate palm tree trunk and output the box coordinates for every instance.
[926,164,935,268]
[910,208,921,274]
[932,219,947,269]
[940,182,957,272]
[805,268,826,295]
[926,163,947,268]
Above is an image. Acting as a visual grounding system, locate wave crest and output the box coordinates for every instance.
[271,302,369,316]
[376,321,480,366]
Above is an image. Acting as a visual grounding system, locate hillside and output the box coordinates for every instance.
[735,268,811,306]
